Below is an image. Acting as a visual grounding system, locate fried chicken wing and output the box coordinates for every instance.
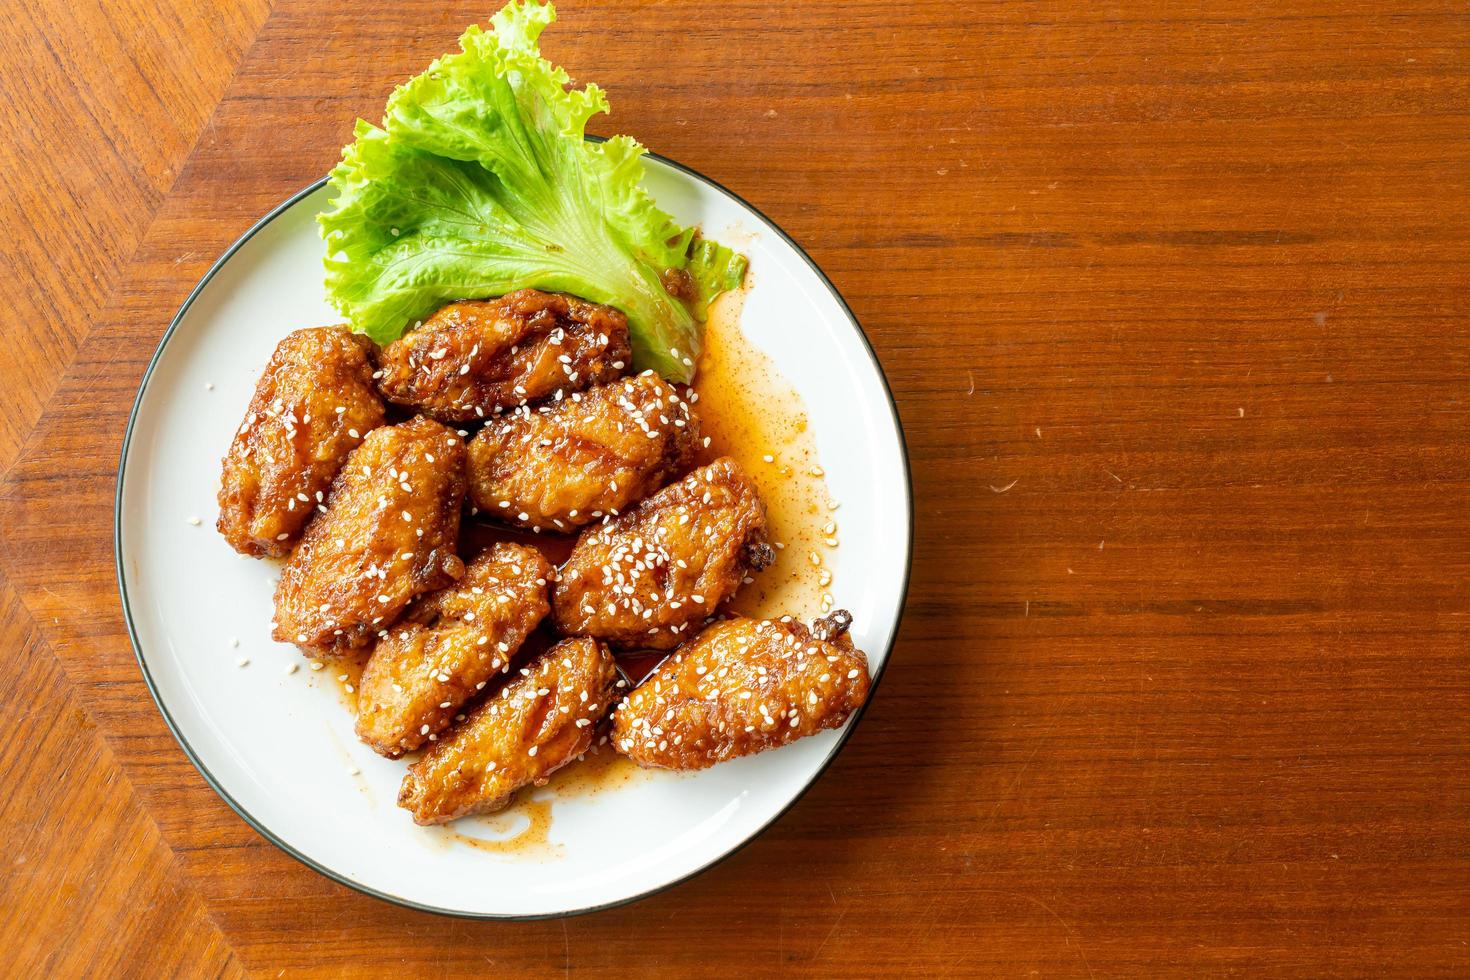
[217,326,385,557]
[273,416,466,656]
[611,611,870,770]
[374,290,632,423]
[398,637,619,825]
[355,544,553,757]
[466,371,700,532]
[552,457,774,650]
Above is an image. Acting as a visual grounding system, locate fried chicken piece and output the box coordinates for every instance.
[374,290,632,423]
[355,544,553,757]
[273,416,466,656]
[611,611,870,770]
[398,637,620,825]
[217,326,385,557]
[466,371,700,532]
[552,457,774,650]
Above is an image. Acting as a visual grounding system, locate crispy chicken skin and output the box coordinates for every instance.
[466,371,701,531]
[611,611,870,770]
[356,544,553,757]
[217,326,385,557]
[273,416,467,656]
[374,290,632,423]
[552,457,774,650]
[398,637,620,825]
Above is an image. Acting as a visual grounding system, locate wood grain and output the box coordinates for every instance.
[3,0,1469,974]
[0,584,241,978]
[0,0,266,975]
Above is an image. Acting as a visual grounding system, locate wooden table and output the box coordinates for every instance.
[3,1,1467,974]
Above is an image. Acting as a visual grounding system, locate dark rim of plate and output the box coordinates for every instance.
[114,143,915,920]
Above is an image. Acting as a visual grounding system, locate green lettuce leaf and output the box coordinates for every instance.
[318,1,746,381]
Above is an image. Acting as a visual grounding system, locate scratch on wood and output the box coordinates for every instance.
[979,743,1042,835]
[1019,893,1095,980]
[811,904,850,961]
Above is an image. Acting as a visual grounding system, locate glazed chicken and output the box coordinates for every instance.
[611,611,870,770]
[398,637,620,825]
[374,289,632,423]
[273,416,466,656]
[355,544,553,757]
[466,371,701,531]
[217,326,385,557]
[552,457,774,650]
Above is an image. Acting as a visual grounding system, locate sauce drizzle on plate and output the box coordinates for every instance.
[438,797,556,856]
[692,288,838,621]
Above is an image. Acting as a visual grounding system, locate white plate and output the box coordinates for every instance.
[116,154,912,918]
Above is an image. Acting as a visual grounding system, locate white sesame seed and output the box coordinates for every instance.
[285,663,298,675]
[186,515,202,526]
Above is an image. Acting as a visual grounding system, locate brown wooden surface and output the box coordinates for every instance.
[2,1,1468,975]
